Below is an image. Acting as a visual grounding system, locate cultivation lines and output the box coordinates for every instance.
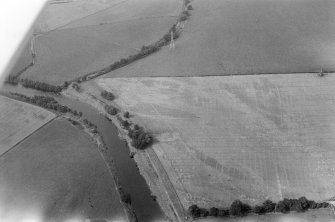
[99,74,335,208]
[0,95,55,156]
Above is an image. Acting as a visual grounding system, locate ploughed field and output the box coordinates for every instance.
[105,0,335,78]
[13,0,181,85]
[0,95,55,155]
[0,119,127,222]
[97,74,335,209]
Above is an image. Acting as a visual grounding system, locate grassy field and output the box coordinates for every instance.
[195,209,335,222]
[16,0,180,85]
[104,0,335,78]
[0,95,55,156]
[0,119,127,222]
[97,74,335,209]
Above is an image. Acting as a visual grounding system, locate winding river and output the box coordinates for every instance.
[57,96,166,222]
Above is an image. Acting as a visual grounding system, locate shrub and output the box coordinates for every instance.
[262,200,276,213]
[124,111,130,118]
[187,5,193,10]
[209,207,218,216]
[105,105,119,115]
[253,205,265,214]
[101,90,115,100]
[121,193,132,205]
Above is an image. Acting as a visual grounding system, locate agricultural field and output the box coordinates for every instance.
[105,0,335,78]
[17,0,180,85]
[195,209,335,222]
[8,41,32,77]
[96,74,335,209]
[0,95,55,156]
[35,0,126,32]
[0,119,127,222]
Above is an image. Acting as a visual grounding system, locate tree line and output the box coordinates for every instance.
[10,93,83,116]
[20,79,62,93]
[71,3,192,85]
[188,197,329,219]
[116,111,153,150]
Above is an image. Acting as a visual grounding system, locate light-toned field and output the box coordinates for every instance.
[18,0,180,85]
[97,74,335,209]
[0,95,55,156]
[195,209,335,222]
[104,0,335,78]
[0,119,127,222]
[35,0,126,32]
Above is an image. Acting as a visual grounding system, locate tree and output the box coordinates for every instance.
[209,207,218,216]
[275,200,290,213]
[230,200,243,216]
[189,205,200,218]
[262,200,276,213]
[253,205,265,214]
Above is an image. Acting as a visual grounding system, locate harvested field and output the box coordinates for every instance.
[21,17,176,85]
[0,119,127,222]
[195,209,335,222]
[18,0,180,85]
[35,0,126,32]
[104,0,335,78]
[97,74,335,209]
[0,95,55,156]
[61,0,181,30]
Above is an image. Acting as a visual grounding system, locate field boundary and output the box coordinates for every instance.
[0,117,55,158]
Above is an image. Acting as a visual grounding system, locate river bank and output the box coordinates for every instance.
[62,84,186,222]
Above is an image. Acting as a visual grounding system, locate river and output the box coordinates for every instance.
[57,96,166,222]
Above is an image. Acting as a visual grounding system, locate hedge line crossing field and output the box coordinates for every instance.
[97,74,335,208]
[16,0,180,85]
[0,119,127,222]
[105,0,335,78]
[0,95,55,155]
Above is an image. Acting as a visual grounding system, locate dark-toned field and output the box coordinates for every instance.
[104,0,335,78]
[0,119,126,222]
[17,0,180,85]
[0,95,55,156]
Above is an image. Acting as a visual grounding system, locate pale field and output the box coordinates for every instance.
[0,119,127,222]
[0,95,55,156]
[105,0,335,78]
[97,74,335,209]
[61,0,181,30]
[19,0,180,85]
[195,209,335,222]
[35,0,126,32]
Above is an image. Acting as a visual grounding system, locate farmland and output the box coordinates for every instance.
[195,208,335,222]
[104,0,335,78]
[16,0,181,85]
[0,95,55,156]
[0,119,127,222]
[96,74,335,209]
